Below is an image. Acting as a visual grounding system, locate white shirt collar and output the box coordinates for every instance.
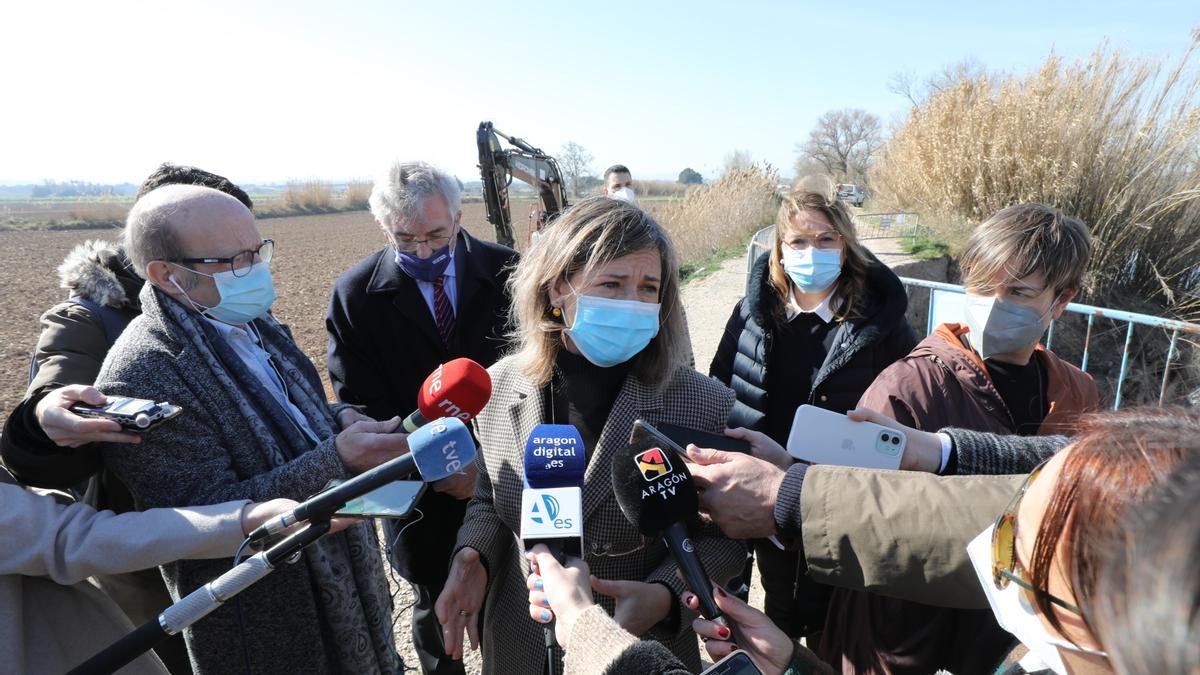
[784,289,840,323]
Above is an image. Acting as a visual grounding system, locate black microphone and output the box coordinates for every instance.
[610,434,724,621]
[248,417,476,542]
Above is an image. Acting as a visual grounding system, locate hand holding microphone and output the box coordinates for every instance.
[525,544,594,650]
[250,417,477,542]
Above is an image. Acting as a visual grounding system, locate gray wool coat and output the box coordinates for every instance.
[97,285,398,674]
[455,355,746,674]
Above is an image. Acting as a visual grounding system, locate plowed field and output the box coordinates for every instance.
[0,203,536,426]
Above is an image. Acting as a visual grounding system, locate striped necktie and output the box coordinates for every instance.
[433,275,455,345]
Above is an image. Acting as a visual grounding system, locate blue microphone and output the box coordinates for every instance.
[520,424,585,559]
[249,417,476,541]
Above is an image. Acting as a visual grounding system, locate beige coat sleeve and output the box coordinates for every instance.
[800,465,1022,610]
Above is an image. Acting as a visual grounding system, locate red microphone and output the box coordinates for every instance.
[401,358,493,432]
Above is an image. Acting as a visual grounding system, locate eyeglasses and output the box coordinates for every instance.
[168,239,274,278]
[782,231,843,251]
[392,229,455,254]
[991,458,1081,614]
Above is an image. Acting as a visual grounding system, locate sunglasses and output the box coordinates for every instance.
[991,458,1081,615]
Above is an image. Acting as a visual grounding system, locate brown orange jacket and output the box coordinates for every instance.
[858,322,1099,437]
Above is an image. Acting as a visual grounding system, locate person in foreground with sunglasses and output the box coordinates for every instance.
[965,406,1195,674]
[693,406,1195,675]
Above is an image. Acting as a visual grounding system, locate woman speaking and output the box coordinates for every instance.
[435,197,744,673]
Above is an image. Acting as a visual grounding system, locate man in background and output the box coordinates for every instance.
[326,160,517,674]
[603,164,636,203]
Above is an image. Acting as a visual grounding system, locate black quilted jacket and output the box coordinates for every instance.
[709,251,918,431]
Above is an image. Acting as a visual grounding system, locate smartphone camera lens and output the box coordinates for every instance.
[881,434,890,442]
[891,436,900,445]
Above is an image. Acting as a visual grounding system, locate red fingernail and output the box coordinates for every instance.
[718,626,730,639]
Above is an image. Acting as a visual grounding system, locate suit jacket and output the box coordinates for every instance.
[455,355,746,675]
[326,230,517,583]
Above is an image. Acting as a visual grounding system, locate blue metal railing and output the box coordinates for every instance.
[900,277,1200,410]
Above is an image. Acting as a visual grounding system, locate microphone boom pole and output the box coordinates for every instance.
[68,520,332,675]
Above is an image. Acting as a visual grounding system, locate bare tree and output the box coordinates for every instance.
[797,109,882,184]
[559,142,594,196]
[888,57,988,107]
[722,149,754,177]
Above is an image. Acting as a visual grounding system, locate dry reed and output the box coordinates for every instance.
[655,163,781,265]
[343,181,372,210]
[283,181,334,212]
[871,35,1200,316]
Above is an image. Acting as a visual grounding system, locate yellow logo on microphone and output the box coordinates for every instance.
[635,447,673,481]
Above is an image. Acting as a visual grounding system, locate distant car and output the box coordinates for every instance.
[836,184,865,207]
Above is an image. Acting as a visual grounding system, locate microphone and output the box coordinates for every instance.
[401,358,492,432]
[610,435,724,622]
[249,417,476,542]
[520,424,586,560]
[521,424,585,670]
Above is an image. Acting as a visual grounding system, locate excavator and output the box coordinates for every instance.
[476,121,569,248]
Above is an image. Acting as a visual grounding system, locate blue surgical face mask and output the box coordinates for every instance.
[563,289,661,368]
[394,241,453,282]
[781,246,842,293]
[170,263,276,325]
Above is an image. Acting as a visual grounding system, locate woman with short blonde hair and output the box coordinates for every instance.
[437,196,745,675]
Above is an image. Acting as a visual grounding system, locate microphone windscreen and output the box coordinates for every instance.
[417,358,493,423]
[523,424,586,489]
[409,417,477,482]
[610,434,698,536]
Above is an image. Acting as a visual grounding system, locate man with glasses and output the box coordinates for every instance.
[1,163,256,674]
[96,184,405,674]
[326,160,517,675]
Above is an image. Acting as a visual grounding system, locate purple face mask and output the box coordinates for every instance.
[394,242,452,282]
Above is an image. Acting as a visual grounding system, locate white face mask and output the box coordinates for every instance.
[966,526,1108,675]
[609,186,637,204]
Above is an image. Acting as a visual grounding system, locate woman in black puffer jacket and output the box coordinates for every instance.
[709,189,917,640]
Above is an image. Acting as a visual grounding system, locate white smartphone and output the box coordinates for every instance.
[786,405,905,470]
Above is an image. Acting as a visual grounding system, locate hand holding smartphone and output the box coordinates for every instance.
[68,396,183,432]
[786,405,906,470]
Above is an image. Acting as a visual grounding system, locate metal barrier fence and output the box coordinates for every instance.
[854,211,922,241]
[901,277,1200,410]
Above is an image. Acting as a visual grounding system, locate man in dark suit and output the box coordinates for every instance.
[326,161,516,675]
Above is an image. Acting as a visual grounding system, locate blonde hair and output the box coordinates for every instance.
[960,203,1092,295]
[769,190,870,322]
[506,196,688,386]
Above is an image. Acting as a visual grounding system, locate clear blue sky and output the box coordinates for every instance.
[1,0,1193,185]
